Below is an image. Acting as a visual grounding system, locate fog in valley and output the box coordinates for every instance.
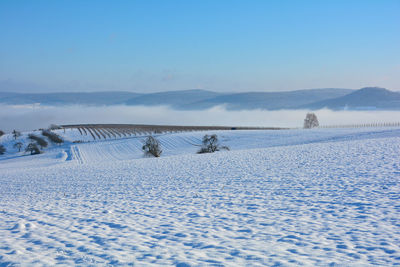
[1,104,399,132]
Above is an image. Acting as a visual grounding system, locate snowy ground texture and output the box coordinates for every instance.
[1,127,400,266]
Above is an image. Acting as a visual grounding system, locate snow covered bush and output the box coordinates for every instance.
[142,136,162,157]
[304,113,319,129]
[42,130,64,145]
[25,143,41,155]
[0,144,5,155]
[198,134,229,154]
[28,134,48,149]
[48,124,62,130]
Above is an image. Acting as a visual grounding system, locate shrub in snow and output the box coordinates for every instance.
[0,130,4,137]
[142,136,162,157]
[48,124,62,130]
[12,130,21,140]
[25,143,41,155]
[28,134,48,149]
[0,144,5,155]
[42,130,64,145]
[198,134,230,154]
[13,142,23,152]
[304,113,319,129]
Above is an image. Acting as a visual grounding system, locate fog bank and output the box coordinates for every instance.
[1,104,400,132]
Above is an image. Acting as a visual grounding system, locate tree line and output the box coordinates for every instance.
[0,127,64,155]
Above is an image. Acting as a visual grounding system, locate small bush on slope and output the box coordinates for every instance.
[0,130,4,137]
[0,144,5,155]
[142,136,162,157]
[28,134,48,149]
[25,143,41,155]
[198,134,230,154]
[42,130,64,145]
[48,124,62,130]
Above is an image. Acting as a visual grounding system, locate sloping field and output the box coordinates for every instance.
[0,128,400,266]
[61,124,283,142]
[64,127,400,164]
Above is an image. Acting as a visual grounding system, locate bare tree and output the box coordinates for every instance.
[13,142,23,152]
[304,113,319,129]
[198,134,230,154]
[12,130,21,140]
[142,136,162,157]
[25,143,41,155]
[0,144,5,155]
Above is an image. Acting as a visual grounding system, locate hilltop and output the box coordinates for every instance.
[1,87,399,110]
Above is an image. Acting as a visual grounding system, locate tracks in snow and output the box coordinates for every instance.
[66,135,203,164]
[64,128,400,165]
[67,145,85,164]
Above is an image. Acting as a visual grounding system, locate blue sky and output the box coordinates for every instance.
[0,0,399,92]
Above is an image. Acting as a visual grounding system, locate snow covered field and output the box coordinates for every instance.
[0,127,400,266]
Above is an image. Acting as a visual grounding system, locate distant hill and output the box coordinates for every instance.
[302,87,400,110]
[0,91,142,105]
[0,92,19,99]
[125,89,221,108]
[181,88,354,110]
[1,87,399,110]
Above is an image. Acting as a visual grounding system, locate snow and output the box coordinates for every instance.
[1,127,400,266]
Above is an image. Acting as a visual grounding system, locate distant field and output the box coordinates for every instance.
[61,124,286,140]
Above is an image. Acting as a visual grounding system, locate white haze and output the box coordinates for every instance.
[0,104,400,132]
